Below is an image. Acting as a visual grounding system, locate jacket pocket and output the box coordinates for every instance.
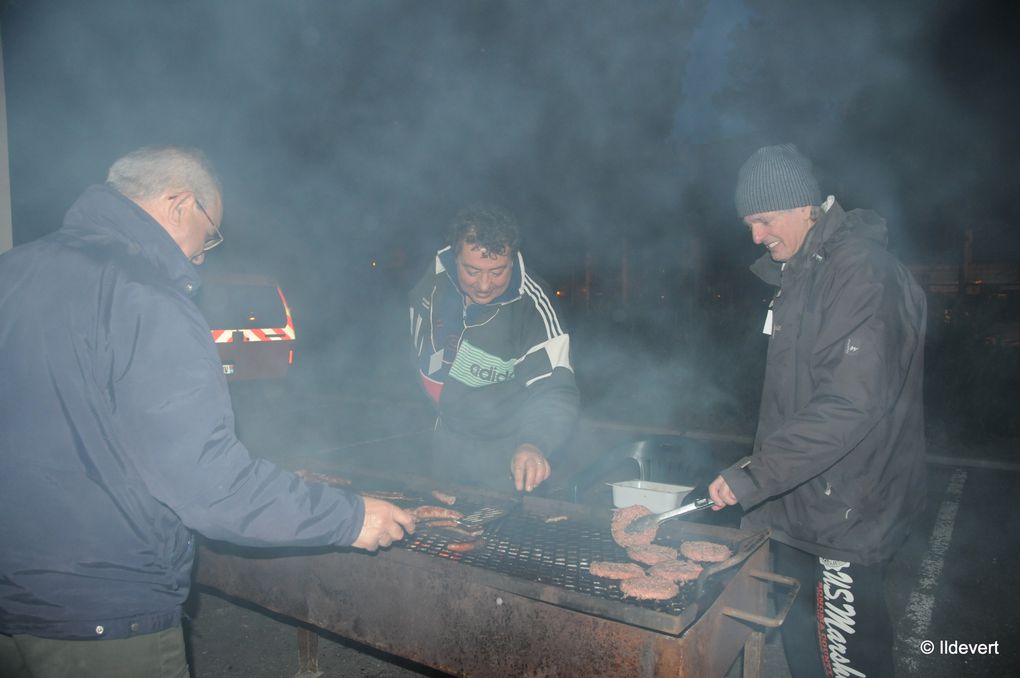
[812,475,865,547]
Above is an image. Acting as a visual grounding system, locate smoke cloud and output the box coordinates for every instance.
[3,0,1016,455]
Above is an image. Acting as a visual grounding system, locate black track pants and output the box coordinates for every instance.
[774,542,894,678]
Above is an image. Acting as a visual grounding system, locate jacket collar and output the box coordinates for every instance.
[61,185,202,296]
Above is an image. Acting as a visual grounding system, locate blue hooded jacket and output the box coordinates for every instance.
[0,185,364,640]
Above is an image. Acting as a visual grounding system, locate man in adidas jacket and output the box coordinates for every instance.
[410,204,579,493]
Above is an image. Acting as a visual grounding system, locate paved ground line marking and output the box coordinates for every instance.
[925,454,1020,472]
[897,468,967,673]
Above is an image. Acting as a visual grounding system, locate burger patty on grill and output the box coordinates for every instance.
[626,544,678,566]
[680,540,732,563]
[589,561,646,580]
[611,505,656,548]
[649,559,703,583]
[619,575,680,600]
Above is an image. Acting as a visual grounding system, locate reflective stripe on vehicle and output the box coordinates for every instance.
[208,287,296,343]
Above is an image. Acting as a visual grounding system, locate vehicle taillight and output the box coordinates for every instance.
[277,287,295,337]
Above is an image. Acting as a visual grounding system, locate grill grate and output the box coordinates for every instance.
[398,508,704,615]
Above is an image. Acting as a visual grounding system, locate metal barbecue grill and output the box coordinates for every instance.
[402,505,765,629]
[194,473,796,677]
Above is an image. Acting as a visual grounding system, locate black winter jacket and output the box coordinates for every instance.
[410,247,579,468]
[721,200,927,565]
[0,186,364,640]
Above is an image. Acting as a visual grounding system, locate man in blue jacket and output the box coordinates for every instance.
[709,145,927,678]
[0,146,414,678]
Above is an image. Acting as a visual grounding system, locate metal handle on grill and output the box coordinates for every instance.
[719,569,800,629]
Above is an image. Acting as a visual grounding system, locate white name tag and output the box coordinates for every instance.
[762,308,774,335]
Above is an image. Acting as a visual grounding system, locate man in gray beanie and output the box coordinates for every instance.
[708,144,927,678]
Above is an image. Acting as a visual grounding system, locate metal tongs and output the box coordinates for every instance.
[624,485,717,534]
[422,499,522,540]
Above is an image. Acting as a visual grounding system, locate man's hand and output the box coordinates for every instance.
[708,475,739,511]
[511,444,551,493]
[351,497,415,551]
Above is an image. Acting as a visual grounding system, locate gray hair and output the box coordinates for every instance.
[106,145,222,208]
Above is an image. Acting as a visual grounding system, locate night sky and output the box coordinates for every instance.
[3,0,1018,367]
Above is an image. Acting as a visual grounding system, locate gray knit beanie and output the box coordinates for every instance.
[735,144,821,218]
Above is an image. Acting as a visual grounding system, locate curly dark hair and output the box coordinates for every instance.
[446,203,520,257]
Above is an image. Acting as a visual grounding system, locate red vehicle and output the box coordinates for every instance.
[194,274,296,381]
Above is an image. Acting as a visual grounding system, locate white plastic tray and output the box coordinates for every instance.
[607,479,694,513]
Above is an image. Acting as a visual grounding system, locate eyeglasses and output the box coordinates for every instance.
[195,198,224,252]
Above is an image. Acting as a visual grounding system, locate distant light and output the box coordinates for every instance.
[371,260,377,268]
[555,290,563,297]
[247,314,256,322]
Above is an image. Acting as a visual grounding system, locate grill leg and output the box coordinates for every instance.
[741,630,764,678]
[294,627,322,678]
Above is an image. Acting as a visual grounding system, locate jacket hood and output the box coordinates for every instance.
[435,245,526,306]
[61,184,202,296]
[750,199,888,286]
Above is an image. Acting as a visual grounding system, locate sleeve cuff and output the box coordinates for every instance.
[719,456,762,509]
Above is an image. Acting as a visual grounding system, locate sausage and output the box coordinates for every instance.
[446,539,482,553]
[431,490,457,505]
[294,469,352,487]
[360,490,410,500]
[413,505,464,521]
[428,523,482,539]
[420,519,460,529]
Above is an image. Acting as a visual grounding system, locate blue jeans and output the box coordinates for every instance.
[0,625,188,678]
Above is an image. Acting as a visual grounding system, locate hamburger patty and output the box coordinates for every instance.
[649,559,704,583]
[610,505,656,548]
[680,540,733,563]
[619,575,679,601]
[589,561,647,580]
[626,544,678,566]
